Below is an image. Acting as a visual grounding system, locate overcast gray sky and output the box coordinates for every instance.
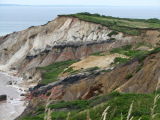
[0,0,160,6]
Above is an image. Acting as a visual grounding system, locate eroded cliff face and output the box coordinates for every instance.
[0,15,159,120]
[0,16,159,83]
[29,51,160,102]
[0,16,160,105]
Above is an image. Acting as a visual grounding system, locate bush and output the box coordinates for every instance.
[86,66,100,72]
[146,18,160,23]
[108,31,119,37]
[113,57,129,64]
[125,73,133,80]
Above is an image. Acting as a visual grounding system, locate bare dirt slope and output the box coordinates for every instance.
[70,53,127,70]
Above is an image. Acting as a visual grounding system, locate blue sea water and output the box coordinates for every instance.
[0,5,160,36]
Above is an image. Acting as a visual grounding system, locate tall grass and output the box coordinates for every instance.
[126,102,134,120]
[101,106,110,120]
[150,94,160,119]
[44,91,54,120]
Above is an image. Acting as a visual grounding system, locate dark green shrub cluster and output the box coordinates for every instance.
[113,57,129,65]
[108,31,119,37]
[86,66,100,72]
[125,73,133,80]
[146,18,160,24]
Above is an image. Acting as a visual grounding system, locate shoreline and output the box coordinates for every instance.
[0,71,29,120]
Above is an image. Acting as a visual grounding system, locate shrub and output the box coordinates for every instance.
[108,31,119,37]
[125,73,133,80]
[86,66,100,72]
[146,18,160,23]
[113,57,129,65]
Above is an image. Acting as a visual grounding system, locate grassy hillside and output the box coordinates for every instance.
[59,13,160,35]
[21,47,160,120]
[20,14,160,120]
[21,92,160,120]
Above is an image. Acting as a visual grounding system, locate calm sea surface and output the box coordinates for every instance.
[0,5,160,36]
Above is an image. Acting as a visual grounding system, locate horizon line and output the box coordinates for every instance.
[0,3,160,7]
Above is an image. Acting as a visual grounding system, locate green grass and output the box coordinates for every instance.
[135,42,153,49]
[91,51,105,56]
[113,57,129,65]
[49,100,89,110]
[38,60,77,85]
[110,45,160,65]
[135,47,160,62]
[108,31,119,37]
[59,13,160,36]
[63,67,81,75]
[21,92,160,120]
[110,45,148,58]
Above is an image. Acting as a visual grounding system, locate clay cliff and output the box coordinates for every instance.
[0,15,159,83]
[0,13,160,120]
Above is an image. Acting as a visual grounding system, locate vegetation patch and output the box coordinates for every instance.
[63,67,81,75]
[59,12,160,36]
[21,92,160,120]
[110,45,148,58]
[135,42,153,49]
[135,47,160,62]
[113,57,129,65]
[38,60,77,85]
[125,73,133,80]
[85,66,100,72]
[49,100,89,110]
[108,31,119,37]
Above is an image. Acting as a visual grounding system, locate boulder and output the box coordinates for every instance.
[0,95,7,101]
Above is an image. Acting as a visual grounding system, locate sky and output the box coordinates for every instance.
[0,0,160,7]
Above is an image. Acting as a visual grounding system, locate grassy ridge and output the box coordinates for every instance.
[59,13,160,36]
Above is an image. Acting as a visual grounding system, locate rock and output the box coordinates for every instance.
[7,81,12,85]
[0,95,7,101]
[136,46,152,51]
[20,94,25,96]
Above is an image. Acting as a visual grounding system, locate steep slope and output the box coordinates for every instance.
[0,13,160,120]
[28,47,160,101]
[17,47,160,120]
[19,92,160,120]
[0,14,159,84]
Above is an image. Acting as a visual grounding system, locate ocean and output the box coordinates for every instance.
[0,5,160,36]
